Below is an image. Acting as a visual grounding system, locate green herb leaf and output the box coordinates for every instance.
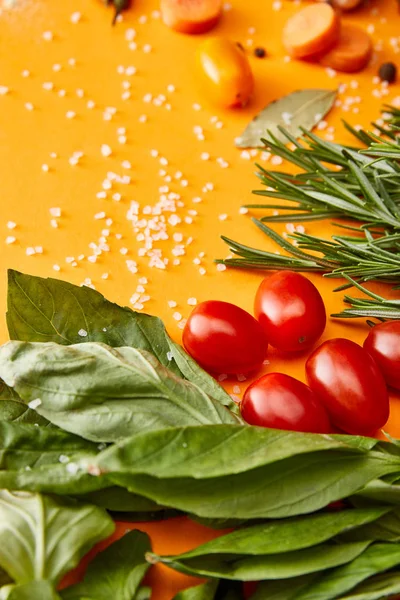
[7,270,237,412]
[340,571,400,600]
[98,432,399,519]
[95,424,373,480]
[0,379,49,426]
[135,587,152,600]
[235,89,337,148]
[171,580,219,600]
[75,487,162,513]
[250,576,316,600]
[0,421,108,495]
[0,341,239,442]
[295,542,400,600]
[166,340,238,412]
[6,270,182,375]
[0,581,61,600]
[62,530,151,600]
[160,508,388,560]
[0,491,114,585]
[152,540,370,580]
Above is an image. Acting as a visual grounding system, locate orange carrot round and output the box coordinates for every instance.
[160,0,222,34]
[318,24,372,72]
[283,4,340,59]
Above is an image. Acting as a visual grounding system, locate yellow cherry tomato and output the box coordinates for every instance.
[196,38,254,108]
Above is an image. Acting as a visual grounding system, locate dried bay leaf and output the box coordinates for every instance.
[235,88,337,148]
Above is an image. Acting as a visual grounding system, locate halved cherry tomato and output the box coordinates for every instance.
[241,372,331,433]
[254,271,326,353]
[363,321,400,391]
[196,38,254,108]
[183,300,268,374]
[306,338,390,435]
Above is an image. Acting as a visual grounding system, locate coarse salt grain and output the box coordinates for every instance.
[42,164,49,172]
[42,31,53,41]
[5,236,16,244]
[78,328,88,337]
[50,207,61,217]
[25,102,34,111]
[53,264,60,271]
[101,144,112,157]
[66,110,76,119]
[42,82,54,91]
[0,86,9,95]
[70,11,81,23]
[7,221,16,229]
[95,212,106,220]
[217,264,226,272]
[168,300,177,308]
[26,247,35,256]
[187,298,197,305]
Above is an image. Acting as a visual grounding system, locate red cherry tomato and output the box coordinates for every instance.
[182,300,268,375]
[240,372,331,433]
[306,338,390,435]
[254,271,326,352]
[363,321,400,391]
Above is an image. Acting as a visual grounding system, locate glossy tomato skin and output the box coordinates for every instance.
[363,321,400,391]
[240,372,331,433]
[182,300,268,375]
[254,271,326,352]
[306,338,390,435]
[196,38,254,108]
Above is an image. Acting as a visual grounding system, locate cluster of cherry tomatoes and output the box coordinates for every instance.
[182,271,400,437]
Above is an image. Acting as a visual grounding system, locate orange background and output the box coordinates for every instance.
[1,0,400,597]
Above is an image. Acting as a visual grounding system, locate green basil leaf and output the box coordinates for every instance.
[0,379,49,426]
[0,421,98,471]
[162,508,388,561]
[0,341,239,442]
[340,571,400,600]
[250,576,316,600]
[7,271,238,414]
[62,530,151,600]
[103,448,400,520]
[75,487,162,512]
[0,421,108,495]
[7,270,181,376]
[166,340,238,412]
[296,543,400,600]
[0,581,61,600]
[354,479,400,504]
[171,580,219,600]
[153,540,370,580]
[340,507,400,543]
[0,491,114,585]
[95,424,365,480]
[134,587,152,600]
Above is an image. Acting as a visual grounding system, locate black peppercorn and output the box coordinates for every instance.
[254,47,267,58]
[378,62,397,84]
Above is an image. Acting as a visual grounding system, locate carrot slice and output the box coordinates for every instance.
[318,24,372,72]
[283,4,340,59]
[160,0,222,34]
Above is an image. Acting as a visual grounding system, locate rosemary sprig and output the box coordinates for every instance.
[218,220,400,284]
[332,276,400,320]
[216,111,400,319]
